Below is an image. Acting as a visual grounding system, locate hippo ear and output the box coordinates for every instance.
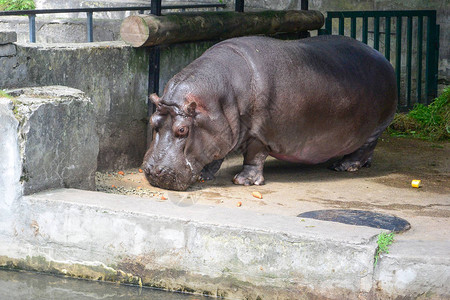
[149,93,160,106]
[184,94,203,116]
[184,101,197,116]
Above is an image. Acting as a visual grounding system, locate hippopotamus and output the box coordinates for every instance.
[143,35,397,191]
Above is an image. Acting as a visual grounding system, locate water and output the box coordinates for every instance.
[0,269,207,300]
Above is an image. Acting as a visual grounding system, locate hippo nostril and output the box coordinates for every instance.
[143,167,151,176]
[155,166,164,175]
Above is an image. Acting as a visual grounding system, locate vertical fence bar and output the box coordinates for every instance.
[425,11,438,103]
[150,0,162,16]
[301,0,308,10]
[298,0,310,38]
[374,16,380,50]
[86,11,93,42]
[385,16,391,61]
[434,24,440,100]
[338,16,344,35]
[362,16,368,44]
[395,16,402,103]
[406,16,412,107]
[235,0,244,12]
[325,15,332,35]
[416,16,423,103]
[28,14,36,43]
[350,17,356,38]
[147,0,162,147]
[148,48,160,96]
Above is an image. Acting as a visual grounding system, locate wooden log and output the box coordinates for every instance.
[120,10,324,47]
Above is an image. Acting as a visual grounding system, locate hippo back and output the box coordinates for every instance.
[210,35,397,163]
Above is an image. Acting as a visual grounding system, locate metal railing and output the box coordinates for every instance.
[321,10,439,110]
[0,4,227,43]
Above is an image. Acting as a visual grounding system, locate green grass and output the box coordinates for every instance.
[0,0,35,11]
[0,90,14,99]
[374,232,395,267]
[388,86,450,141]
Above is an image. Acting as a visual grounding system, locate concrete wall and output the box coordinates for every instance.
[0,16,122,44]
[0,39,148,170]
[0,86,98,249]
[5,86,99,195]
[0,33,216,171]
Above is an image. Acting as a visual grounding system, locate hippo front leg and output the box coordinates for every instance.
[200,159,224,180]
[233,139,268,186]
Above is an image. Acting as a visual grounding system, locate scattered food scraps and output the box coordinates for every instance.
[411,179,421,188]
[138,169,143,173]
[118,171,125,176]
[161,195,168,200]
[237,201,242,207]
[111,185,116,188]
[252,191,263,199]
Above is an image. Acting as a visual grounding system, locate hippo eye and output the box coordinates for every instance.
[176,126,189,137]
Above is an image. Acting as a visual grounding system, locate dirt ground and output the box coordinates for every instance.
[96,134,449,241]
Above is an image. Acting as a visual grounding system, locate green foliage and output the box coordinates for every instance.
[0,0,35,11]
[388,86,450,141]
[0,90,13,99]
[374,232,395,267]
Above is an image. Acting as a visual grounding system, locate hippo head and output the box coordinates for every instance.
[142,90,237,191]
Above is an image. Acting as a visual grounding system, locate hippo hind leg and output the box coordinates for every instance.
[329,123,388,172]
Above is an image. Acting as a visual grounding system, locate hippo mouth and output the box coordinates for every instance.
[144,166,199,191]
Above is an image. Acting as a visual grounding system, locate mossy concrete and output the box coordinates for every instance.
[1,41,216,171]
[2,188,448,298]
[1,42,148,170]
[0,188,388,299]
[4,86,99,195]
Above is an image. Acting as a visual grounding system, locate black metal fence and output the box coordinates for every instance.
[321,10,440,111]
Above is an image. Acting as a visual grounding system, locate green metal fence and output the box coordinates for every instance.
[321,10,440,111]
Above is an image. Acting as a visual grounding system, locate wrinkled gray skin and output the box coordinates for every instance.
[143,35,397,191]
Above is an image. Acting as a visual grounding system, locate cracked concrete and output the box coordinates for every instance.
[1,86,99,195]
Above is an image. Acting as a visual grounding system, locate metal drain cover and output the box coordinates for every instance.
[297,209,411,233]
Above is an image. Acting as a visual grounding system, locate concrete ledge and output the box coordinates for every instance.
[374,240,450,298]
[4,86,99,195]
[3,188,384,299]
[2,42,149,171]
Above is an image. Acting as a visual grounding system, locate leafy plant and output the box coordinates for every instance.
[388,86,450,141]
[0,90,13,99]
[0,0,35,11]
[374,232,394,267]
